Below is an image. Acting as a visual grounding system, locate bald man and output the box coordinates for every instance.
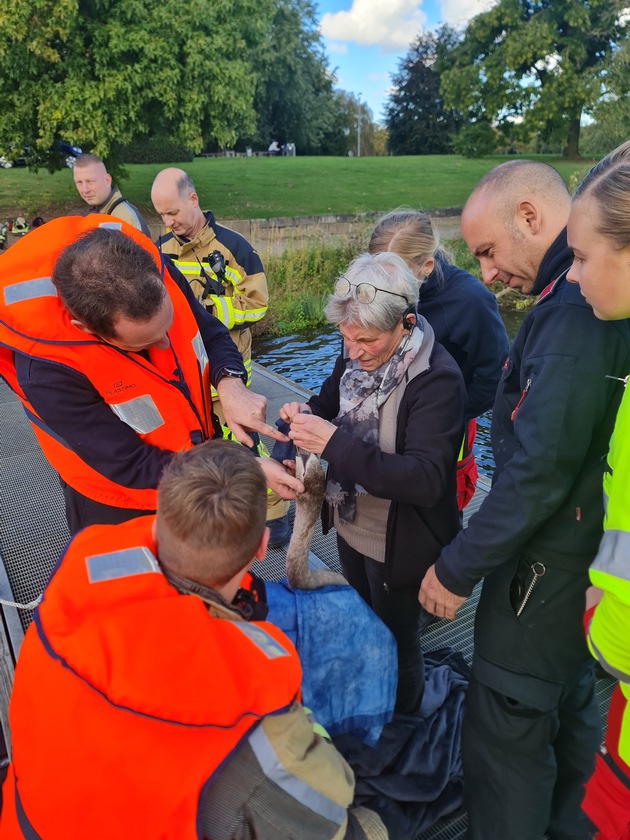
[418,160,630,840]
[151,168,289,544]
[73,154,150,237]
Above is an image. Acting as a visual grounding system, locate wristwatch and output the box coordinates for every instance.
[215,366,247,386]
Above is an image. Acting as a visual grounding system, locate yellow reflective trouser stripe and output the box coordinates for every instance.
[302,707,331,741]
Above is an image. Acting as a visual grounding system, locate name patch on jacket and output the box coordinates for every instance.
[86,547,160,583]
[232,622,291,659]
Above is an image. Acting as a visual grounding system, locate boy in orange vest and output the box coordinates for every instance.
[2,440,387,840]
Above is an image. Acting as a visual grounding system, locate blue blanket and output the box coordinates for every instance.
[334,649,469,837]
[266,579,397,746]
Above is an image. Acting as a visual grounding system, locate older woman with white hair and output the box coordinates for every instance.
[280,252,466,712]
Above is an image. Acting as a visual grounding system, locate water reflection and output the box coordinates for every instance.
[254,305,526,479]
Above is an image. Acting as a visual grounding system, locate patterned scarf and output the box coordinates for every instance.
[325,323,424,522]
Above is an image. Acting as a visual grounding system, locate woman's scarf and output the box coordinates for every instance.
[325,323,424,523]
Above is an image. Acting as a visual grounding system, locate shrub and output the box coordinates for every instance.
[119,139,194,164]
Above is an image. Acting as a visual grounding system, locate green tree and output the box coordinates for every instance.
[385,25,463,155]
[440,0,628,158]
[0,0,273,168]
[245,0,338,155]
[591,37,630,151]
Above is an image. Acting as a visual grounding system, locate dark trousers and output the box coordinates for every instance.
[462,663,601,840]
[61,479,151,535]
[336,535,424,713]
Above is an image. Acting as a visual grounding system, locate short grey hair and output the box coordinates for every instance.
[325,252,419,332]
[177,171,196,198]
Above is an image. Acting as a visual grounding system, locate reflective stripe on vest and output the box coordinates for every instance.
[4,277,57,305]
[248,724,346,828]
[110,394,165,434]
[85,546,160,583]
[591,530,630,583]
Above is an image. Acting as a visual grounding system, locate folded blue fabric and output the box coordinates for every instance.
[333,649,469,837]
[270,418,296,463]
[266,579,397,746]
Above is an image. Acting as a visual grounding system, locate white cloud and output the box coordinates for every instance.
[437,0,497,27]
[320,0,427,52]
[328,41,348,54]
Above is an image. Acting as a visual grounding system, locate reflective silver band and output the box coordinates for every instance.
[109,394,164,434]
[192,331,209,372]
[248,725,345,825]
[4,277,57,305]
[86,546,160,583]
[591,530,630,582]
[99,221,123,230]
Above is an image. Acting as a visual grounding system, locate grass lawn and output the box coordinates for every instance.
[0,154,594,224]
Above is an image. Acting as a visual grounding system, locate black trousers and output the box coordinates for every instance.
[462,662,601,840]
[336,535,424,713]
[60,479,151,535]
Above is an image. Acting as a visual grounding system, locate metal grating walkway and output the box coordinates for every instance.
[0,367,615,840]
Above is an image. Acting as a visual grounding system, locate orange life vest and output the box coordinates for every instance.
[1,516,301,839]
[0,215,214,509]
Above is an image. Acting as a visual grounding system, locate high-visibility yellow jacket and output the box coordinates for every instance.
[157,211,268,392]
[587,379,630,767]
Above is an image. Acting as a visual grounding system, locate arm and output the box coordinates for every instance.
[164,258,244,386]
[167,259,286,446]
[435,303,628,598]
[206,231,268,330]
[200,703,388,840]
[309,357,465,508]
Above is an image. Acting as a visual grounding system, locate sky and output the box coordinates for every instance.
[316,0,497,123]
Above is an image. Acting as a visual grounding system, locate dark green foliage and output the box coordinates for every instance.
[386,26,463,156]
[450,122,497,159]
[118,139,194,164]
[440,0,629,158]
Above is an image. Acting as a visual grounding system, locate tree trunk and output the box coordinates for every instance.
[563,117,581,159]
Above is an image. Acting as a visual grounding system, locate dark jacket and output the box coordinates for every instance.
[14,259,244,493]
[419,253,509,421]
[309,322,466,589]
[435,229,630,699]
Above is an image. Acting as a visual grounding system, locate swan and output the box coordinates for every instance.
[285,450,346,590]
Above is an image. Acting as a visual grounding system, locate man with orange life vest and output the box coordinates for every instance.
[1,440,388,840]
[0,215,301,534]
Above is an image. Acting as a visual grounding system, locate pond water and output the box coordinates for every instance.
[253,304,526,478]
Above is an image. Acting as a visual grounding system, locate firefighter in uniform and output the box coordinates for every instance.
[151,167,289,545]
[1,441,387,840]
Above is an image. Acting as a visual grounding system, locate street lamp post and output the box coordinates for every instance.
[356,93,362,158]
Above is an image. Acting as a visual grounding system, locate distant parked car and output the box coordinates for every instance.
[0,140,82,169]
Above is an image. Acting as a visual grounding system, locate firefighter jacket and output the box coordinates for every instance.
[156,211,268,391]
[1,516,302,839]
[0,215,215,510]
[587,381,630,770]
[89,186,151,237]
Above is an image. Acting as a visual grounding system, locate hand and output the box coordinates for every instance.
[288,412,336,455]
[217,379,289,448]
[279,401,311,423]
[258,457,305,500]
[418,564,466,621]
[585,585,604,611]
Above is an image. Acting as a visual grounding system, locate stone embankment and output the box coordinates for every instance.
[150,208,463,257]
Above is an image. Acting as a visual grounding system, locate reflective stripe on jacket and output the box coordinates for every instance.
[0,215,214,510]
[1,516,301,839]
[588,381,630,767]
